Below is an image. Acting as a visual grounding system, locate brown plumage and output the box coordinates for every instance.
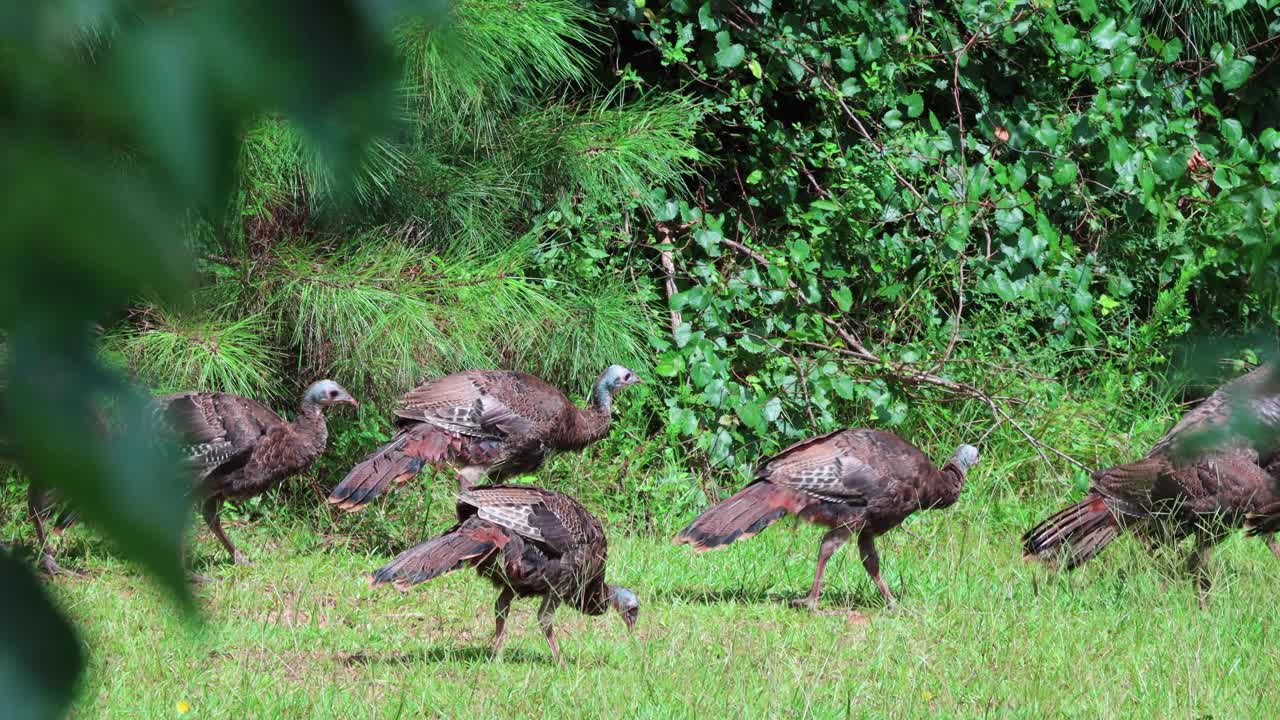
[1148,362,1280,462]
[1245,456,1280,544]
[371,485,639,663]
[675,429,980,610]
[328,365,640,511]
[1025,363,1280,600]
[157,379,357,564]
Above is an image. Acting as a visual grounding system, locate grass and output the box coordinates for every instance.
[7,477,1280,719]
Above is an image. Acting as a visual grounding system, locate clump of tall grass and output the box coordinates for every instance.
[396,0,600,141]
[262,233,654,400]
[540,94,707,204]
[1134,0,1272,55]
[103,308,283,402]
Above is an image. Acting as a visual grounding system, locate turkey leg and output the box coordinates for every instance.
[1186,539,1214,608]
[1262,533,1280,559]
[537,595,563,664]
[792,528,851,612]
[493,587,514,658]
[28,485,73,577]
[858,531,896,608]
[202,496,248,565]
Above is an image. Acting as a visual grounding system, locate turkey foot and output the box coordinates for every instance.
[789,595,819,612]
[40,553,80,578]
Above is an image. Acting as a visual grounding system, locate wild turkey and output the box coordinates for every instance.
[328,365,641,511]
[1024,448,1280,601]
[158,379,357,565]
[1024,363,1280,601]
[371,484,638,663]
[674,429,980,610]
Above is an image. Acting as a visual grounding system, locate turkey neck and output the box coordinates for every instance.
[922,463,966,509]
[559,385,614,450]
[294,401,330,450]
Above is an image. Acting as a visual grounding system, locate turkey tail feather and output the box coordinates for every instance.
[674,482,808,551]
[371,519,509,590]
[1022,494,1120,569]
[328,424,454,511]
[1247,503,1280,536]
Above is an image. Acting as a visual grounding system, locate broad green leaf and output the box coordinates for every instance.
[0,555,84,720]
[713,31,745,68]
[883,109,904,130]
[1222,119,1243,148]
[1091,18,1126,50]
[832,286,853,312]
[1218,57,1253,90]
[1053,160,1078,186]
[674,322,693,348]
[904,93,924,118]
[736,400,763,430]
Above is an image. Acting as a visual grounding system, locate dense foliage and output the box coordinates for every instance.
[2,1,1279,714]
[22,0,1280,516]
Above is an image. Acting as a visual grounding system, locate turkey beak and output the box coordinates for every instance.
[344,397,359,408]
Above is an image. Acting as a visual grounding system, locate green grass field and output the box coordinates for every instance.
[15,492,1280,719]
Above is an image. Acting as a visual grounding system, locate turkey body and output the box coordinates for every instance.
[158,380,356,564]
[372,485,637,662]
[675,429,978,609]
[1024,363,1280,601]
[329,366,639,511]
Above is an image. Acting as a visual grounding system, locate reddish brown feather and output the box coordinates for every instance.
[675,482,810,551]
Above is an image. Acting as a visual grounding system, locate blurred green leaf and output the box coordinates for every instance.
[0,555,83,720]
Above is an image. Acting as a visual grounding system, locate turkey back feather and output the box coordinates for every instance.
[675,481,810,551]
[371,517,510,589]
[328,424,463,510]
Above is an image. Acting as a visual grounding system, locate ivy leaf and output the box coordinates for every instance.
[1152,151,1188,181]
[904,93,924,118]
[695,227,724,256]
[1162,37,1183,62]
[832,375,856,400]
[697,1,719,29]
[882,109,904,130]
[1217,57,1253,90]
[1091,18,1126,51]
[748,59,763,79]
[736,400,764,431]
[673,322,693,348]
[1222,119,1243,148]
[763,396,782,423]
[713,31,746,68]
[832,285,853,312]
[654,354,681,377]
[995,206,1025,233]
[1052,160,1078,186]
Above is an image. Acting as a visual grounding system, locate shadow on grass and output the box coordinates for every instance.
[339,645,554,666]
[658,585,888,610]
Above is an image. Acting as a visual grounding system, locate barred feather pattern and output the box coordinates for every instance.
[371,484,615,615]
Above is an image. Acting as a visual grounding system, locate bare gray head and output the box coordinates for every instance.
[607,584,639,634]
[593,365,642,411]
[302,380,358,411]
[950,444,980,473]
